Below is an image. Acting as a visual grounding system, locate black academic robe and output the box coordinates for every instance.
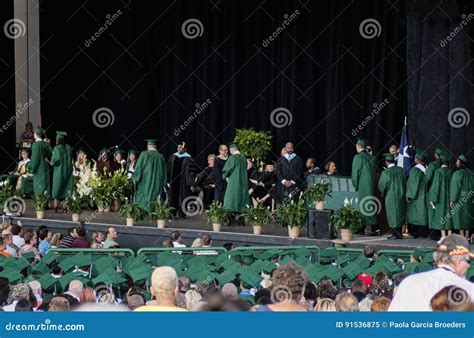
[195,166,215,207]
[275,154,305,202]
[167,154,198,214]
[212,157,227,203]
[250,170,277,207]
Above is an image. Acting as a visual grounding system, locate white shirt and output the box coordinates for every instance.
[12,235,25,248]
[388,265,474,311]
[172,242,186,248]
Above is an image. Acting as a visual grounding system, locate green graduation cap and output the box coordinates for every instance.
[336,255,352,267]
[239,271,263,288]
[38,274,58,290]
[415,149,428,162]
[216,270,237,285]
[306,264,325,283]
[434,147,444,155]
[413,248,433,261]
[100,147,109,154]
[457,154,469,165]
[58,272,85,290]
[128,265,153,283]
[114,149,125,157]
[324,265,344,283]
[21,251,37,262]
[382,153,395,162]
[352,255,372,270]
[56,131,68,138]
[0,268,24,283]
[128,149,139,156]
[403,262,418,274]
[343,262,363,281]
[356,138,368,147]
[416,262,434,273]
[35,126,46,136]
[439,152,450,163]
[92,272,115,286]
[228,142,239,149]
[145,139,157,146]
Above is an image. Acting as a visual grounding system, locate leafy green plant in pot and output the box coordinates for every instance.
[234,128,272,171]
[275,199,308,239]
[149,198,174,228]
[93,176,113,212]
[0,184,21,213]
[241,202,273,235]
[66,192,88,222]
[206,201,230,232]
[304,181,332,210]
[34,192,50,219]
[109,168,132,211]
[330,204,363,242]
[119,200,146,226]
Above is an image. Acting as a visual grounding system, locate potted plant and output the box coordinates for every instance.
[108,168,132,211]
[66,192,87,222]
[34,192,49,219]
[241,203,273,235]
[150,199,174,228]
[119,200,146,226]
[305,181,332,210]
[275,199,308,239]
[0,183,21,213]
[92,177,112,212]
[330,205,363,242]
[206,201,229,232]
[234,128,272,171]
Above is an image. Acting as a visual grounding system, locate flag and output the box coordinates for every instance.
[397,118,412,175]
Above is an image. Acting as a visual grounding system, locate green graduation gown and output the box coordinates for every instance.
[30,140,52,196]
[351,151,377,225]
[425,159,441,227]
[50,143,73,199]
[449,168,474,230]
[132,150,166,212]
[428,167,453,230]
[405,165,428,226]
[378,165,406,228]
[222,152,249,212]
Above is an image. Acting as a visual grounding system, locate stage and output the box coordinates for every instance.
[13,200,445,252]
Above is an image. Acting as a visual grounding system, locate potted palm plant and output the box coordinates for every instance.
[275,199,308,239]
[206,201,229,232]
[150,199,174,228]
[119,200,146,226]
[241,203,273,235]
[304,181,332,210]
[330,204,363,242]
[109,168,132,211]
[66,192,87,222]
[34,192,49,219]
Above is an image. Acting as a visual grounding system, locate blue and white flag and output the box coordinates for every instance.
[397,120,412,175]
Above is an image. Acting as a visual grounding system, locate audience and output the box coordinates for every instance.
[335,292,359,312]
[72,227,89,248]
[18,231,40,260]
[171,231,186,248]
[50,232,63,248]
[59,227,77,248]
[65,280,84,302]
[38,226,52,256]
[102,227,119,248]
[314,298,336,312]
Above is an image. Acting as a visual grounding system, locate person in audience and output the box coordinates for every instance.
[3,234,17,257]
[48,297,70,312]
[222,283,238,300]
[370,296,391,311]
[314,298,336,312]
[65,280,83,302]
[28,280,43,309]
[363,245,376,260]
[430,285,471,311]
[50,233,63,248]
[303,282,318,310]
[38,227,52,256]
[2,283,30,311]
[11,225,25,248]
[134,266,187,311]
[239,279,253,301]
[202,235,212,247]
[171,231,186,248]
[304,157,321,178]
[18,231,40,260]
[0,238,10,257]
[178,276,190,294]
[389,234,474,311]
[191,238,203,248]
[127,293,145,310]
[253,289,272,306]
[162,240,173,248]
[316,279,337,300]
[90,231,105,248]
[102,227,119,248]
[254,263,308,312]
[351,280,367,303]
[72,227,89,248]
[14,299,33,312]
[324,161,337,176]
[59,227,77,248]
[184,290,202,311]
[50,262,63,278]
[79,288,96,304]
[335,292,359,312]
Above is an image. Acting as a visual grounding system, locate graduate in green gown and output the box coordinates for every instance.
[50,131,73,209]
[428,152,453,241]
[378,153,406,238]
[351,138,377,234]
[222,143,250,219]
[425,147,443,228]
[132,139,167,212]
[449,154,474,239]
[30,127,52,197]
[405,150,429,237]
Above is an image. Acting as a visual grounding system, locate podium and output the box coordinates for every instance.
[307,208,332,239]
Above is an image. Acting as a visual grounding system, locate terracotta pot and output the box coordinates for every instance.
[157,220,166,228]
[126,218,134,226]
[72,213,81,222]
[288,225,300,239]
[253,225,262,235]
[341,229,353,242]
[315,201,325,210]
[112,199,121,212]
[212,223,221,232]
[36,210,45,219]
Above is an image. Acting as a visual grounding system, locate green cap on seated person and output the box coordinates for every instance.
[38,274,58,290]
[239,272,263,288]
[336,255,351,266]
[0,268,24,283]
[216,270,236,285]
[128,265,153,283]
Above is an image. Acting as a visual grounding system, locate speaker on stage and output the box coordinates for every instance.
[307,209,332,239]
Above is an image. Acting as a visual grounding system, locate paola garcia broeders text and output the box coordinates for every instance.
[335,321,466,329]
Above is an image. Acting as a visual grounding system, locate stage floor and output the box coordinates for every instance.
[11,200,451,251]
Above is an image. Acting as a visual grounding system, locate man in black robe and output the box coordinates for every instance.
[167,142,198,218]
[211,144,228,203]
[275,142,305,202]
[195,154,216,208]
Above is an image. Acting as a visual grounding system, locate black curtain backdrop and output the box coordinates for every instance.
[0,0,16,172]
[35,0,472,175]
